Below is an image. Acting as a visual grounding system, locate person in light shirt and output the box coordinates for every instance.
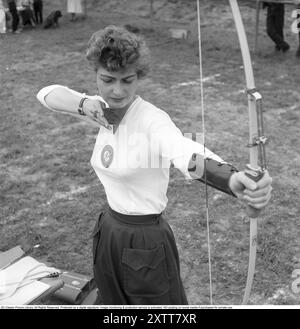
[36,25,272,305]
[0,0,6,34]
[67,0,82,22]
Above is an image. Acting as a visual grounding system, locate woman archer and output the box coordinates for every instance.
[36,25,272,305]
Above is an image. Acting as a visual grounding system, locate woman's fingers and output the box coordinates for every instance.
[92,102,110,127]
[230,170,273,210]
[244,185,273,198]
[84,99,110,129]
[243,171,273,209]
[243,188,272,209]
[91,109,109,127]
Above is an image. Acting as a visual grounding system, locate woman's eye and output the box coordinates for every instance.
[123,79,134,84]
[102,79,113,84]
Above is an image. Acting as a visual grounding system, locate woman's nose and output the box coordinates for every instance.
[112,82,124,95]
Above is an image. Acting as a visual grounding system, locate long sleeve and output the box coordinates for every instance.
[146,109,223,179]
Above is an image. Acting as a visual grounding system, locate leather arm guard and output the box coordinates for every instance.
[188,153,239,197]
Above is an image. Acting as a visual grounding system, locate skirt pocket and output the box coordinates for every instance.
[121,244,170,297]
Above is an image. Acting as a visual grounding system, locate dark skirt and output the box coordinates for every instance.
[92,207,188,305]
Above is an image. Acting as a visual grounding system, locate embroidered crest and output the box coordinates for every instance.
[101,145,114,168]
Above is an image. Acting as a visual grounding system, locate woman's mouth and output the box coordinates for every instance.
[110,97,125,102]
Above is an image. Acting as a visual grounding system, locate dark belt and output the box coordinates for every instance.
[107,206,162,226]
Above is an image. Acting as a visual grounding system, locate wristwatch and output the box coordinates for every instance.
[78,97,87,116]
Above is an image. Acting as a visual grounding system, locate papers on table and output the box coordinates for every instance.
[0,255,60,305]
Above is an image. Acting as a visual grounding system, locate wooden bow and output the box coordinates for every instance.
[196,0,268,304]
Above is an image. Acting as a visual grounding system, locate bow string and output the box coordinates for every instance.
[196,0,213,305]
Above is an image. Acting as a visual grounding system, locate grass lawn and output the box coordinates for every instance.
[0,0,299,305]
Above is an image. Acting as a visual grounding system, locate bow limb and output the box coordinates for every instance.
[196,0,267,305]
[229,0,267,305]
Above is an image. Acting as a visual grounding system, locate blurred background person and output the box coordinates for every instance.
[263,1,290,52]
[0,0,6,34]
[67,0,82,22]
[294,0,300,57]
[19,0,35,28]
[33,0,42,24]
[8,0,20,33]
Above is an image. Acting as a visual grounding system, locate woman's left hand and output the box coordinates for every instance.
[229,170,273,210]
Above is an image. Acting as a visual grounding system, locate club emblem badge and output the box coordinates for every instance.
[101,145,114,168]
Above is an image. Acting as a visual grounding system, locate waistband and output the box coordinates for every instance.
[107,206,162,226]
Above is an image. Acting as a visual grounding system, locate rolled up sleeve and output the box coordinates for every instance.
[36,84,65,111]
[36,84,108,111]
[36,85,108,127]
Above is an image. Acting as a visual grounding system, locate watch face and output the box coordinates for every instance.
[101,145,114,168]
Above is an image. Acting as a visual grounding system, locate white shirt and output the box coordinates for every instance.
[37,85,223,215]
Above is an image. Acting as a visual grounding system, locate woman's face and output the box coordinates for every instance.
[96,67,139,110]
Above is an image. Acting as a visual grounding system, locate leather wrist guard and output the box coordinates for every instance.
[189,153,239,197]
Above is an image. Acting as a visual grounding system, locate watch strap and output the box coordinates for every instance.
[78,97,87,116]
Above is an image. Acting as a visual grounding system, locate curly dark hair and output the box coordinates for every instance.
[86,25,151,78]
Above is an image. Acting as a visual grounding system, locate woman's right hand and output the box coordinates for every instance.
[83,99,111,129]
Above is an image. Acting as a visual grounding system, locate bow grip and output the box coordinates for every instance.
[245,167,265,218]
